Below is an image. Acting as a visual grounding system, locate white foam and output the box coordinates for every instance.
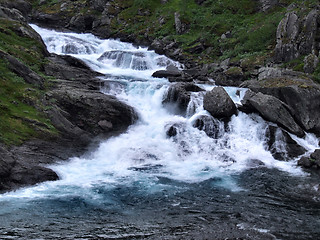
[3,24,315,200]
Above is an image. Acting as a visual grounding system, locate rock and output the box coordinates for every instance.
[266,125,306,161]
[2,0,32,18]
[174,12,188,34]
[68,14,95,32]
[257,0,279,12]
[298,149,320,169]
[274,12,300,63]
[298,156,314,168]
[298,9,319,57]
[152,69,182,78]
[203,87,237,119]
[0,6,25,22]
[240,90,305,137]
[195,0,207,5]
[224,67,244,82]
[9,164,59,188]
[162,83,204,115]
[274,9,320,63]
[192,115,223,138]
[304,53,319,74]
[0,51,45,89]
[166,125,178,137]
[48,86,138,140]
[0,145,16,180]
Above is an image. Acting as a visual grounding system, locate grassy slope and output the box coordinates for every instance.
[29,0,319,65]
[0,19,57,145]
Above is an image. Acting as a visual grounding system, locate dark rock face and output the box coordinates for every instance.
[152,69,182,78]
[44,53,138,145]
[0,143,59,192]
[249,85,320,136]
[240,90,305,137]
[48,86,137,142]
[266,125,306,161]
[162,83,204,115]
[203,87,237,119]
[192,115,223,138]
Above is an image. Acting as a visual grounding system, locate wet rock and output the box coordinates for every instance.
[0,145,16,180]
[9,164,59,187]
[240,90,305,137]
[298,149,320,169]
[152,69,182,78]
[49,86,138,141]
[162,83,204,115]
[266,125,306,161]
[166,125,178,137]
[203,87,237,119]
[192,115,223,138]
[243,79,320,137]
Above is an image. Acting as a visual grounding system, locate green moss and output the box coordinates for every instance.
[0,18,57,145]
[0,59,57,145]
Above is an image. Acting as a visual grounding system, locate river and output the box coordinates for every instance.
[0,25,320,239]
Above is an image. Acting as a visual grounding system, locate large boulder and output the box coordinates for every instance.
[240,90,305,137]
[241,76,320,136]
[203,87,237,119]
[48,85,138,142]
[0,143,59,192]
[162,83,204,115]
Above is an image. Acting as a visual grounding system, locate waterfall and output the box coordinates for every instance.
[0,24,319,240]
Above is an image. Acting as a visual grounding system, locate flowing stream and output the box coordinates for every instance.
[1,25,320,239]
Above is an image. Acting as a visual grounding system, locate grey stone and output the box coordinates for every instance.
[203,87,237,119]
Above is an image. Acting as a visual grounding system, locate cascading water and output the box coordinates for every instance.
[1,25,320,240]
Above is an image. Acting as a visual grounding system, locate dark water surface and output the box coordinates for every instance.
[1,168,320,240]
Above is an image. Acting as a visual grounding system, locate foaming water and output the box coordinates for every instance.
[2,25,314,201]
[1,24,320,240]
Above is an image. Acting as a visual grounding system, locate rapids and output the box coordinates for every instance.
[0,25,320,239]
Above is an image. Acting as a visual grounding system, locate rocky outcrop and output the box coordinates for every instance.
[162,83,204,115]
[241,75,320,136]
[240,90,304,137]
[274,9,320,66]
[203,87,237,119]
[298,149,320,169]
[257,0,279,12]
[0,51,46,89]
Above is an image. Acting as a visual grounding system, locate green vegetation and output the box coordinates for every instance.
[0,19,57,145]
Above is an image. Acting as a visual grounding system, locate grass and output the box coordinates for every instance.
[0,18,57,145]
